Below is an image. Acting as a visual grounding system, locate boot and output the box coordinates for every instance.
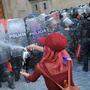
[83,57,88,72]
[6,72,15,89]
[0,82,2,88]
[7,76,15,89]
[14,69,20,81]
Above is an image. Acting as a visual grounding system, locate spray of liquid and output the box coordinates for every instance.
[0,41,30,60]
[0,41,25,50]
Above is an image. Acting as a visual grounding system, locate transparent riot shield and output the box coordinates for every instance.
[25,17,47,44]
[24,15,48,68]
[0,21,10,64]
[7,18,28,57]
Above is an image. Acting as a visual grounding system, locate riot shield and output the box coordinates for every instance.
[0,20,10,64]
[7,18,28,57]
[24,15,48,68]
[25,17,47,44]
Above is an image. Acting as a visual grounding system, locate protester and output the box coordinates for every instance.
[0,61,15,89]
[20,32,74,90]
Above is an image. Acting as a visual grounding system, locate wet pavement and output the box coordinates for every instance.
[0,59,90,90]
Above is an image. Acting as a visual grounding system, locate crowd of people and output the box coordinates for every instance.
[0,3,90,89]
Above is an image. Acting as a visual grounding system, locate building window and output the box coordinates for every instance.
[35,4,38,10]
[43,3,47,9]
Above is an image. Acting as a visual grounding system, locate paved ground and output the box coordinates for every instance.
[73,62,90,90]
[0,59,90,90]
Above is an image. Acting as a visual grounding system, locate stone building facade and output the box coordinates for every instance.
[51,0,90,10]
[1,0,90,18]
[1,0,52,18]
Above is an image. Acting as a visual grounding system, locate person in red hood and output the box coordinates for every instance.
[20,32,74,90]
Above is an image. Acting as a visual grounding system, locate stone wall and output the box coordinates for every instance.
[51,0,90,10]
[2,0,90,18]
[2,0,32,18]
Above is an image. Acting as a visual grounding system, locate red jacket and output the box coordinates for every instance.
[27,50,74,90]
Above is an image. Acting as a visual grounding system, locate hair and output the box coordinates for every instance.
[40,46,64,71]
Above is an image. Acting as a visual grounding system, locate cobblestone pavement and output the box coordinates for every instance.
[0,60,90,90]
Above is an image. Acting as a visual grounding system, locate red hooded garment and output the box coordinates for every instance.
[27,33,74,90]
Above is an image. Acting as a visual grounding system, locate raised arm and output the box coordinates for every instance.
[26,44,44,52]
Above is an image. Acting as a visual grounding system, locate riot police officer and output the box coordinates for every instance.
[0,44,15,89]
